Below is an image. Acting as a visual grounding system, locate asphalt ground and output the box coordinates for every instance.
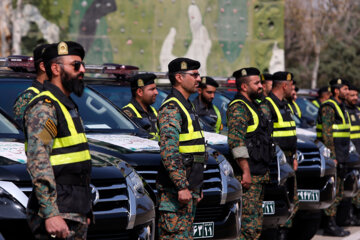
[313,226,360,240]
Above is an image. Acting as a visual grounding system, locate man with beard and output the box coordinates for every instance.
[23,41,92,239]
[287,80,302,119]
[227,67,274,240]
[260,73,273,97]
[316,78,351,237]
[123,73,159,139]
[13,43,49,123]
[157,57,205,239]
[192,76,223,133]
[260,71,298,240]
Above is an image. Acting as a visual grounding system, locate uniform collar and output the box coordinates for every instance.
[130,98,152,114]
[170,88,193,109]
[234,92,258,108]
[43,81,76,109]
[32,79,44,91]
[269,92,287,108]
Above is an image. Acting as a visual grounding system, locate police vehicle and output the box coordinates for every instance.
[0,57,243,240]
[0,105,155,240]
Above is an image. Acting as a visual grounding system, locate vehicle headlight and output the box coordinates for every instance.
[316,141,331,158]
[219,159,235,178]
[276,146,287,165]
[126,171,145,198]
[0,187,26,218]
[350,141,357,154]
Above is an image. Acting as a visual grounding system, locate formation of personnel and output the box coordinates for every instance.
[12,40,360,239]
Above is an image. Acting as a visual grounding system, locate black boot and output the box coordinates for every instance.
[323,216,350,237]
[278,227,289,240]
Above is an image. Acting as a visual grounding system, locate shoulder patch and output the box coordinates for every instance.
[44,98,52,104]
[167,103,176,109]
[45,119,57,138]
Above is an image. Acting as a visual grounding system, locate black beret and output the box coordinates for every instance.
[43,41,85,63]
[168,57,200,73]
[130,73,157,89]
[349,84,359,92]
[272,71,294,81]
[260,73,273,82]
[329,78,350,87]
[318,86,330,95]
[33,44,50,63]
[232,67,260,79]
[199,76,219,88]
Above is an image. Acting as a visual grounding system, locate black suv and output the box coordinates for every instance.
[0,61,242,240]
[0,107,155,239]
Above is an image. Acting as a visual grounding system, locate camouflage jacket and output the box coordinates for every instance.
[24,81,86,224]
[13,79,43,122]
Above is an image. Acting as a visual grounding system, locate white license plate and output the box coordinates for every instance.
[298,189,320,202]
[263,201,275,215]
[193,222,214,238]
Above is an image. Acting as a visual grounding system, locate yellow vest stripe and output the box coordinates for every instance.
[123,103,142,118]
[213,105,222,133]
[179,145,206,153]
[27,86,40,94]
[50,150,91,166]
[229,99,259,133]
[266,97,296,137]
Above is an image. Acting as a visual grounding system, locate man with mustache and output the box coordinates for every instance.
[123,73,159,139]
[23,41,92,239]
[157,57,205,239]
[317,78,351,237]
[227,67,274,240]
[192,76,223,133]
[13,43,49,123]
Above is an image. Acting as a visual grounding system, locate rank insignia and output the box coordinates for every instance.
[337,79,342,84]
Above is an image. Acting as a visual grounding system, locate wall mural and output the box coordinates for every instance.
[2,0,284,76]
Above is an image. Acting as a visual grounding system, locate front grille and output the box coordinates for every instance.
[194,204,228,222]
[135,164,222,194]
[16,178,129,215]
[91,178,129,214]
[297,148,321,167]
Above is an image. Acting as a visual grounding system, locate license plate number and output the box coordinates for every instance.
[193,222,214,238]
[298,189,320,202]
[263,201,275,215]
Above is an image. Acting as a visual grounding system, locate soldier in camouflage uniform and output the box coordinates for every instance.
[13,43,49,123]
[345,84,360,226]
[227,67,274,240]
[156,58,205,239]
[316,78,351,237]
[260,71,298,240]
[122,73,159,139]
[24,41,92,239]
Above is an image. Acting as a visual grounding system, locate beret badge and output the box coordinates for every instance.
[181,61,187,70]
[241,69,247,76]
[58,41,68,55]
[137,79,144,87]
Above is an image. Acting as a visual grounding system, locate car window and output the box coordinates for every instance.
[72,88,136,131]
[296,97,318,122]
[90,85,132,108]
[0,113,20,135]
[0,80,137,132]
[0,79,31,119]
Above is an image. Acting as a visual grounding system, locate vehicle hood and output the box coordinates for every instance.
[0,138,128,182]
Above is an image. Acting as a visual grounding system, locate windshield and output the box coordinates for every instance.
[295,97,318,122]
[72,88,136,132]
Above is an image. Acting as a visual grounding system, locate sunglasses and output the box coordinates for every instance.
[58,61,85,71]
[181,72,200,78]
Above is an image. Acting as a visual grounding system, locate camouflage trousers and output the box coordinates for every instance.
[352,191,360,209]
[324,176,344,217]
[158,190,198,240]
[282,171,299,228]
[27,214,88,240]
[236,173,270,240]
